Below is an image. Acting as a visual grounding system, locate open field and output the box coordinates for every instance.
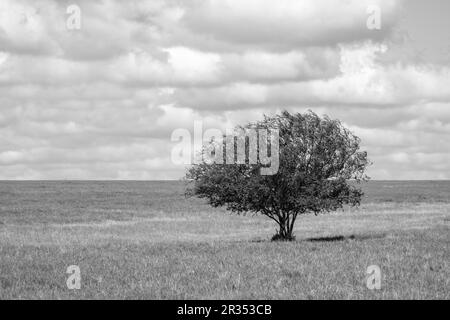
[0,181,449,299]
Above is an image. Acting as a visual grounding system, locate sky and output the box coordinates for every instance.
[0,0,449,180]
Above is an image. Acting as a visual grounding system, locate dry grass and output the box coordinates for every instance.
[0,181,449,299]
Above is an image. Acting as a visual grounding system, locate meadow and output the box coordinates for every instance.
[0,181,448,299]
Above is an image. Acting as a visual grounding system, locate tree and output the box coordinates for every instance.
[186,111,370,241]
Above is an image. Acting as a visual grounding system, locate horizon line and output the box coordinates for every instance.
[1,179,449,182]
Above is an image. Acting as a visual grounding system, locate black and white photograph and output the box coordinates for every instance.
[0,0,449,305]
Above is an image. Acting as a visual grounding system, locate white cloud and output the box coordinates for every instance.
[0,0,448,179]
[182,0,402,48]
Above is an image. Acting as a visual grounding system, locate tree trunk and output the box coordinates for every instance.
[272,213,296,241]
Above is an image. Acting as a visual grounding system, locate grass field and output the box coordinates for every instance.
[0,181,449,299]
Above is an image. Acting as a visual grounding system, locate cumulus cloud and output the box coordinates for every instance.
[0,0,449,179]
[181,0,402,49]
[172,42,450,109]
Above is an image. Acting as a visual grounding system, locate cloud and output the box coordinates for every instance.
[181,0,402,49]
[171,42,450,110]
[0,0,448,179]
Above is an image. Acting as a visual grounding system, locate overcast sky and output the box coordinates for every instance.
[0,0,449,180]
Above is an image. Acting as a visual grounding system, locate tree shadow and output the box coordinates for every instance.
[306,235,348,242]
[248,233,386,243]
[305,233,386,242]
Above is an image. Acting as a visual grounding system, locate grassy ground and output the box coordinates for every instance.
[0,181,449,299]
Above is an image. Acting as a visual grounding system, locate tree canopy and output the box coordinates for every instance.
[186,110,370,241]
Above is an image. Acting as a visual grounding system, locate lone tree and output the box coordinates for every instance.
[186,111,370,241]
